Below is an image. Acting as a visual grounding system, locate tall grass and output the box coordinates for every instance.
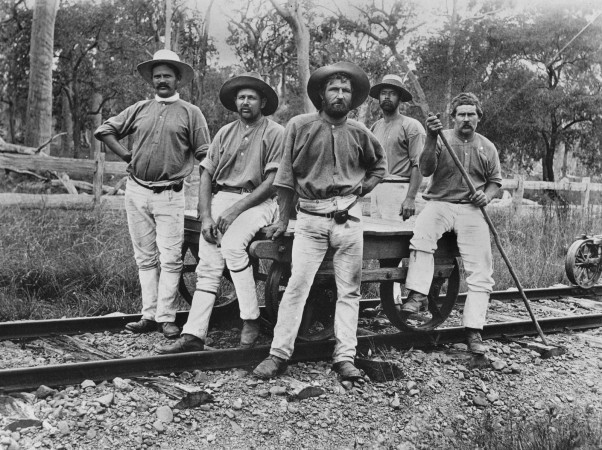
[0,203,600,321]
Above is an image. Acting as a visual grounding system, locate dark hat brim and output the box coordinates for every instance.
[137,60,194,85]
[307,62,370,111]
[219,76,279,116]
[369,82,413,102]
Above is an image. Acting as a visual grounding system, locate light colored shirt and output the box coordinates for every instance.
[370,114,425,179]
[274,112,387,200]
[201,117,284,190]
[94,98,210,183]
[422,129,502,202]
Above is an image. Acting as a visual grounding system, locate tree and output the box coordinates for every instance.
[24,0,58,150]
[269,0,312,113]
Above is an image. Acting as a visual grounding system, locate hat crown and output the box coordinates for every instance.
[151,49,182,63]
[381,74,404,85]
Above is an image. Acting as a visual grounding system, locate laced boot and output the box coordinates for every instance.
[466,328,487,355]
[156,334,205,354]
[125,319,157,333]
[332,361,363,381]
[399,291,428,313]
[253,355,288,379]
[160,322,180,339]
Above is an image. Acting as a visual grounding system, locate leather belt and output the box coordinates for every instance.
[298,200,359,224]
[130,176,183,194]
[216,185,253,194]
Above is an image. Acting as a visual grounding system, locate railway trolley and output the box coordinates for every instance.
[180,214,461,340]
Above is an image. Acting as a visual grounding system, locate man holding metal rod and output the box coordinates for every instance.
[401,92,501,354]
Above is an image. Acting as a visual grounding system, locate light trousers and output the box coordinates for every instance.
[405,201,494,329]
[270,202,364,363]
[125,179,184,323]
[182,192,276,340]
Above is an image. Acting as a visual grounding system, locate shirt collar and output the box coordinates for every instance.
[238,116,266,129]
[155,93,180,103]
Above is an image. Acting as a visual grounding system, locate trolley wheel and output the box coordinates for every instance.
[381,257,461,332]
[565,238,602,288]
[178,241,239,311]
[264,262,335,341]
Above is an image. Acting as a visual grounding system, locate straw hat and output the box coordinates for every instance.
[137,49,194,85]
[369,74,412,102]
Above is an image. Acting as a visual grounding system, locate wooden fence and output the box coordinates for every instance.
[0,148,600,211]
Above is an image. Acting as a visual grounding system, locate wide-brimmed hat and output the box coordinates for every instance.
[369,74,412,102]
[137,49,195,85]
[219,72,279,116]
[307,61,370,111]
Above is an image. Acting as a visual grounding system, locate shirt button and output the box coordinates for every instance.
[244,137,248,141]
[331,125,335,129]
[241,152,244,156]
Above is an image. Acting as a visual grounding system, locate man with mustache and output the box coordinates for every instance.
[369,74,426,307]
[253,62,387,380]
[401,92,501,354]
[157,73,283,353]
[95,50,210,339]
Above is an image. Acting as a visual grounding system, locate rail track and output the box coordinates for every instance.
[1,285,601,393]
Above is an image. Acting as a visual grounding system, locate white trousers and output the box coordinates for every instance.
[182,192,276,340]
[125,179,184,323]
[405,201,494,329]
[270,202,364,363]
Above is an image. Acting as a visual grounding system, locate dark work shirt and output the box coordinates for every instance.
[274,112,387,199]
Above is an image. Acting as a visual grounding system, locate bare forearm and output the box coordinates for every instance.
[198,171,213,220]
[276,187,296,223]
[419,134,438,177]
[361,175,383,197]
[483,182,500,201]
[228,173,276,215]
[406,165,423,199]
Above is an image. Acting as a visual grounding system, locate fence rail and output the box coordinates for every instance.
[0,149,599,210]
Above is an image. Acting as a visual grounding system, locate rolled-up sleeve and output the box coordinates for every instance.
[273,122,296,191]
[263,123,284,175]
[191,109,211,161]
[407,122,426,168]
[94,102,143,140]
[200,129,223,177]
[363,130,388,179]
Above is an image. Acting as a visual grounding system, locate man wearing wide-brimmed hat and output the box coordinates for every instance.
[253,62,387,381]
[157,72,284,354]
[369,74,427,304]
[95,50,211,339]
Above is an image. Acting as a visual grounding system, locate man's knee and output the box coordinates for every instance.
[221,242,250,272]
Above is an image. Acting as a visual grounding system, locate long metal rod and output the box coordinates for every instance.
[1,285,600,341]
[1,313,600,393]
[437,131,549,345]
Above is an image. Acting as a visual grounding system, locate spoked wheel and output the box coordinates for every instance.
[264,262,335,341]
[565,238,602,288]
[381,257,461,332]
[178,241,239,312]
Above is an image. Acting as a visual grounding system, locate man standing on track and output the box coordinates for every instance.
[253,62,387,380]
[369,74,426,306]
[401,92,501,354]
[94,50,210,339]
[157,73,284,354]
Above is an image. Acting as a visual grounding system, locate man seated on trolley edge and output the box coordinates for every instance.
[253,61,387,380]
[401,92,501,354]
[157,72,284,353]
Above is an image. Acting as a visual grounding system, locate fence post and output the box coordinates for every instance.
[512,175,524,214]
[93,143,105,205]
[581,177,591,209]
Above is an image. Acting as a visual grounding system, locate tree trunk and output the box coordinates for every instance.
[25,0,59,151]
[270,0,313,113]
[393,53,430,121]
[445,0,457,127]
[61,88,73,157]
[165,0,172,50]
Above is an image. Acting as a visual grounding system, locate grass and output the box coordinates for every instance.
[0,202,600,321]
[471,407,602,449]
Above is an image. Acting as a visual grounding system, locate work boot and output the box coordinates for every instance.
[125,319,157,333]
[400,291,428,313]
[332,361,363,381]
[240,319,261,348]
[156,334,204,354]
[466,328,487,355]
[160,322,180,339]
[253,355,288,379]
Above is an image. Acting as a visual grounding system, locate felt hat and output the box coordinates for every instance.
[137,49,195,85]
[369,74,412,102]
[307,61,370,111]
[219,72,279,116]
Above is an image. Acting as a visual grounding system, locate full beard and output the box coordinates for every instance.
[323,101,350,118]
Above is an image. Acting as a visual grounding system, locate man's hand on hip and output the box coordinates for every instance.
[400,198,416,221]
[216,207,240,235]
